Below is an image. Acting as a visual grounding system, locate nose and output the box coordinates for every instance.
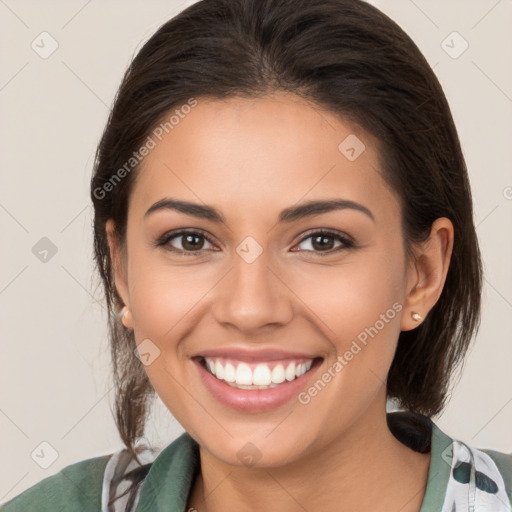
[211,246,294,336]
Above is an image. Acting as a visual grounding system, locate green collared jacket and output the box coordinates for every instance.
[2,412,511,511]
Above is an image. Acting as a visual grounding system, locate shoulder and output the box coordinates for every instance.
[432,421,512,509]
[387,411,512,509]
[480,447,512,497]
[0,453,112,512]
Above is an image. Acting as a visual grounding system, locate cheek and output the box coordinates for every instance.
[290,247,405,344]
[289,248,405,413]
[127,250,213,337]
[126,260,213,422]
[291,260,404,426]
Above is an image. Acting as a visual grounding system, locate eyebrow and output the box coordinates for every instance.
[144,197,375,223]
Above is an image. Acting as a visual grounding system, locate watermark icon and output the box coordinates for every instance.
[441,31,469,60]
[236,442,262,467]
[32,237,58,263]
[31,31,59,59]
[236,236,263,264]
[503,186,512,200]
[93,98,198,200]
[31,441,59,469]
[298,301,402,405]
[338,134,366,161]
[134,338,161,366]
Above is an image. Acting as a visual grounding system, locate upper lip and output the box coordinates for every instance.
[192,348,321,362]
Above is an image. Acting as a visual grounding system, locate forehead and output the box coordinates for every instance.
[129,92,398,225]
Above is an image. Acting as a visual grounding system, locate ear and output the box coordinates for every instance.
[105,219,133,329]
[401,217,454,331]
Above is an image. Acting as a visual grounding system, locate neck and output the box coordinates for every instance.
[187,400,431,512]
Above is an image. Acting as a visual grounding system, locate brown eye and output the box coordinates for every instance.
[292,230,354,255]
[156,230,216,254]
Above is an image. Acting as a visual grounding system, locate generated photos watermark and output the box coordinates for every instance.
[93,97,198,200]
[298,301,403,405]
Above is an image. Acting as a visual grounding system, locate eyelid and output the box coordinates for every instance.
[296,227,354,245]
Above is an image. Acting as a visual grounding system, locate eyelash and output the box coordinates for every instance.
[154,228,355,257]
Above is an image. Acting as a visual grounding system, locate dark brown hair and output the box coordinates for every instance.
[90,0,482,506]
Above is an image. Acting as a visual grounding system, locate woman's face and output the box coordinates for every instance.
[109,92,418,467]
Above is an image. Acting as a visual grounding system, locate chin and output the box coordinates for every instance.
[197,428,313,469]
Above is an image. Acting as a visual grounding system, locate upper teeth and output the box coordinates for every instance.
[204,358,314,388]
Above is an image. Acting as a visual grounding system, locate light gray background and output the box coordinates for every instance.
[1,0,511,502]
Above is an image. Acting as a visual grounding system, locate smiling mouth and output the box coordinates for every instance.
[196,356,323,390]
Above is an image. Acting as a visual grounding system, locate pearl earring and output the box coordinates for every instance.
[119,306,131,327]
[411,312,422,322]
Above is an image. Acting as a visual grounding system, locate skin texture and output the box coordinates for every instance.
[106,92,454,511]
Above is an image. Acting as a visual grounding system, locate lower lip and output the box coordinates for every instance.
[194,358,322,412]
